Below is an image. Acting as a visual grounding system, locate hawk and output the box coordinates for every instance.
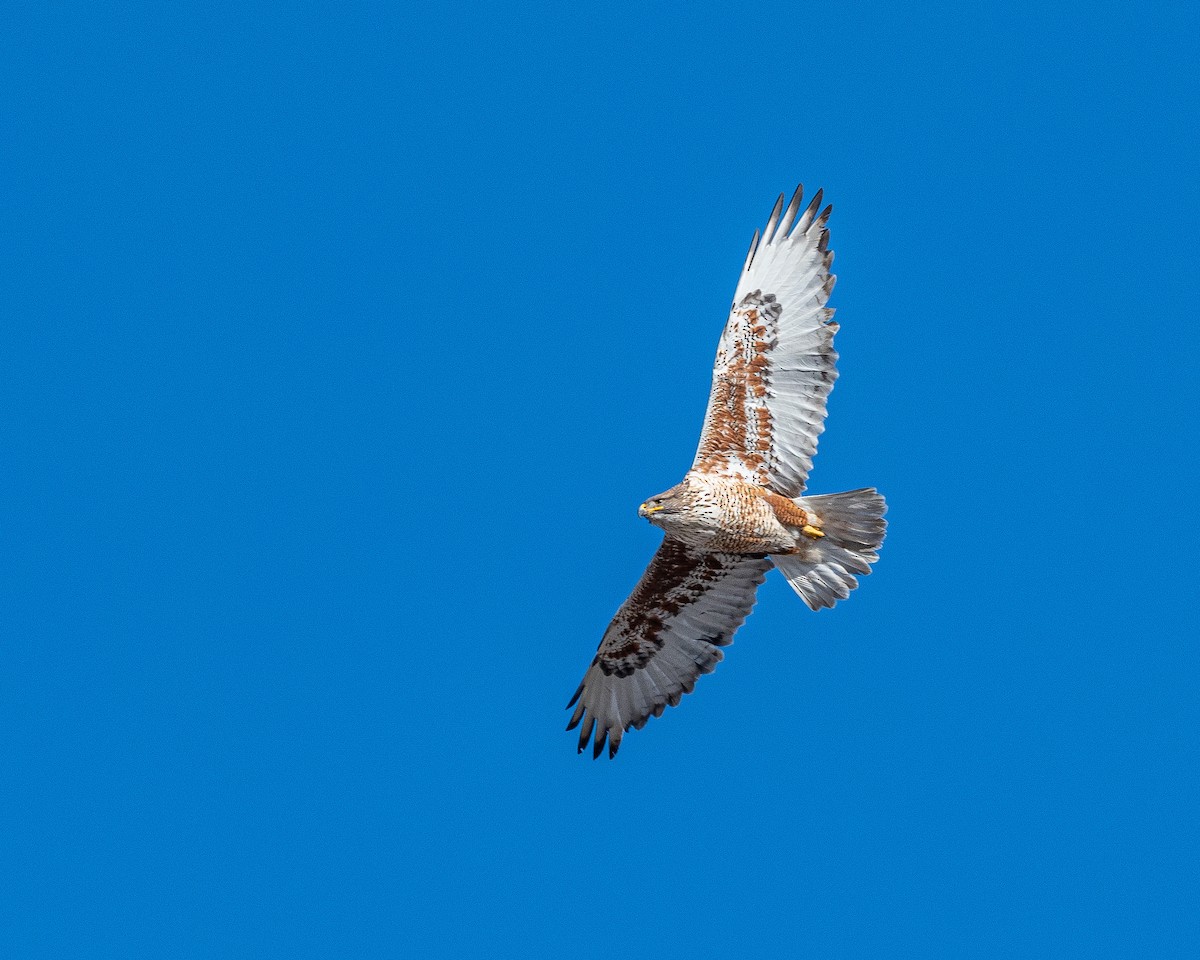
[567,185,887,759]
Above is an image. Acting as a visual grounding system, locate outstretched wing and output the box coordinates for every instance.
[567,539,771,759]
[692,185,838,497]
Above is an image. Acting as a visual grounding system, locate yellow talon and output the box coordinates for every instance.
[801,524,825,539]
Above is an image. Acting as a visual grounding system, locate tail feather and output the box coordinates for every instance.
[774,487,886,610]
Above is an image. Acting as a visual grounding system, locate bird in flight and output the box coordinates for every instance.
[567,185,887,759]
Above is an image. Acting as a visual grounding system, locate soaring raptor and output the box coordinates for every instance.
[567,185,887,759]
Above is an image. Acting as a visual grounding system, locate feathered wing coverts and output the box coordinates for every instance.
[567,541,771,758]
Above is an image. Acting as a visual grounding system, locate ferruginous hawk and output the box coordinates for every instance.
[567,185,887,759]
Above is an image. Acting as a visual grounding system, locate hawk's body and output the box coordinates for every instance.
[568,186,887,759]
[638,474,811,554]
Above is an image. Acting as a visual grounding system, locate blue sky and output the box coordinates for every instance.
[4,1,1198,957]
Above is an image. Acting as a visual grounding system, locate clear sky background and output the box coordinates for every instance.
[4,1,1198,957]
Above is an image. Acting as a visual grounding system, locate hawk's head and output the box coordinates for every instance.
[638,484,686,526]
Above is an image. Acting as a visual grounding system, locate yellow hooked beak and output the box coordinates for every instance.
[639,502,664,517]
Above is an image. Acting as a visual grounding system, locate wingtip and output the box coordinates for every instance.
[576,715,595,754]
[742,228,761,274]
[763,193,785,244]
[777,184,804,239]
[796,188,824,234]
[566,682,584,710]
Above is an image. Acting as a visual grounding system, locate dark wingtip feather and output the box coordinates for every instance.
[762,192,785,244]
[778,184,804,239]
[576,715,595,754]
[742,229,761,274]
[795,189,823,235]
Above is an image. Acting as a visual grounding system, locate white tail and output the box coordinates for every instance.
[773,488,887,610]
